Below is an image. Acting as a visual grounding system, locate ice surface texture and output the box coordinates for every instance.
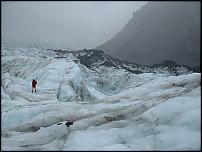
[1,46,201,150]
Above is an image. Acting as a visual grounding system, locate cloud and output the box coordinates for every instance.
[2,1,147,49]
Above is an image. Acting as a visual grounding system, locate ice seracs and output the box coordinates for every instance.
[1,44,201,150]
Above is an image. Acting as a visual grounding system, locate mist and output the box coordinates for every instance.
[2,1,147,49]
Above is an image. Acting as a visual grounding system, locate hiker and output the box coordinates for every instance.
[32,79,37,93]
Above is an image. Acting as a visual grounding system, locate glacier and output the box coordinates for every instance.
[1,45,201,150]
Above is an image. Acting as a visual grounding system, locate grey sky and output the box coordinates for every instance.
[2,1,147,49]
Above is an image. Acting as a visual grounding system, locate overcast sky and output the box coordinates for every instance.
[2,1,147,49]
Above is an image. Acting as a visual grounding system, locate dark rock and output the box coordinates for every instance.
[65,121,73,127]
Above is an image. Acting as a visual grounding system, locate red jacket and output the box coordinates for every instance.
[32,80,37,88]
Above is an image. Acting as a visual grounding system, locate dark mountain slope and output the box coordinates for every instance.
[96,2,200,67]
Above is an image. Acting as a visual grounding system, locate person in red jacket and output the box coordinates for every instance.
[32,79,37,93]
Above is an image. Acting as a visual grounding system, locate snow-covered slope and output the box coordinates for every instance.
[1,45,201,150]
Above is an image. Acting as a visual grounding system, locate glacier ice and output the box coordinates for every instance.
[1,46,201,150]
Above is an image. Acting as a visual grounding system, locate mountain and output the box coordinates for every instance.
[52,48,196,75]
[96,2,200,68]
[1,44,200,150]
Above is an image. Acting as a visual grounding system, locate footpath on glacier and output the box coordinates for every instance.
[1,46,201,150]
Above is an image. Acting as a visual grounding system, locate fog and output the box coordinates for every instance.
[2,1,147,49]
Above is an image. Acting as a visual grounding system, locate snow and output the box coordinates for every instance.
[1,46,201,151]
